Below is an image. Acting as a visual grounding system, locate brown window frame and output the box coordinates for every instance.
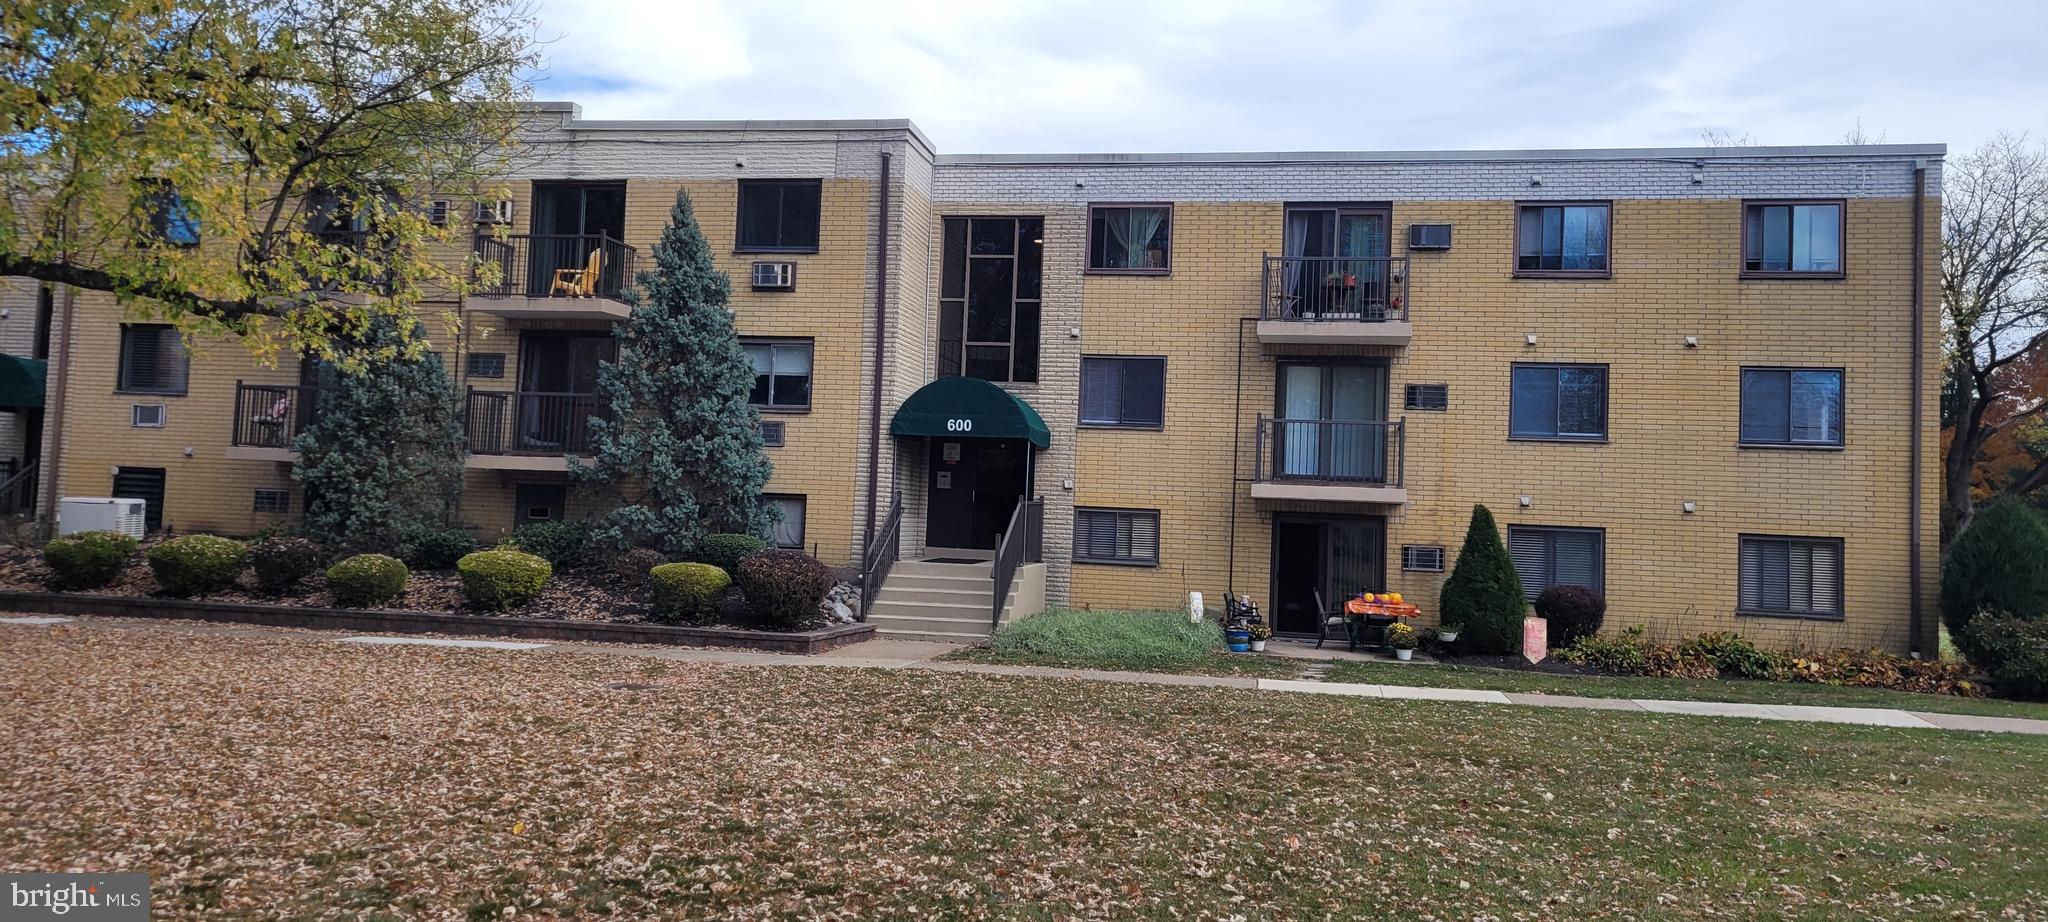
[734,179,823,254]
[1085,203,1173,275]
[741,337,814,413]
[1736,534,1846,620]
[1512,201,1613,279]
[116,323,190,396]
[1072,507,1161,567]
[1740,199,1847,279]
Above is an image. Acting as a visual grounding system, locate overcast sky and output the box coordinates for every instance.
[530,0,2048,156]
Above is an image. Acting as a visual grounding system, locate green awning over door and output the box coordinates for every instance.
[890,376,1051,449]
[0,355,47,409]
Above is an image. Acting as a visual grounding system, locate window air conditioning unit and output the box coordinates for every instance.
[1407,223,1453,250]
[58,497,147,538]
[131,404,166,428]
[751,261,795,290]
[474,199,514,224]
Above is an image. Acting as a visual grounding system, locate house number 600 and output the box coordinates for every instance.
[946,418,974,432]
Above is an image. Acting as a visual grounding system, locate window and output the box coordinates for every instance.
[766,495,806,549]
[1404,383,1448,411]
[1739,535,1843,618]
[1401,544,1445,572]
[1744,201,1843,275]
[736,180,822,252]
[252,488,291,514]
[939,217,1042,383]
[1507,525,1604,600]
[117,324,189,395]
[1074,508,1160,566]
[1741,368,1843,446]
[515,484,565,525]
[1087,205,1171,272]
[142,180,200,247]
[758,420,786,447]
[1080,356,1165,428]
[466,352,506,379]
[1515,203,1609,275]
[744,340,812,410]
[1510,364,1607,440]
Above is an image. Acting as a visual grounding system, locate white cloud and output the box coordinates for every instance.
[530,0,2048,154]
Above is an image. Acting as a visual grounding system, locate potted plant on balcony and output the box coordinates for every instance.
[1387,622,1419,661]
[1248,621,1271,653]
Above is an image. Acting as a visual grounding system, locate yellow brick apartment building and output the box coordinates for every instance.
[15,103,1944,653]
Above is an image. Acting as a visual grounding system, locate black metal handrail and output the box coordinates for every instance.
[464,388,611,456]
[0,459,38,516]
[990,496,1045,627]
[860,492,903,618]
[472,233,637,301]
[1260,255,1409,321]
[231,382,329,449]
[1254,416,1405,486]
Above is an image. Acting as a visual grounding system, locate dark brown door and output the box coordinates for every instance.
[1270,515,1387,636]
[926,438,979,549]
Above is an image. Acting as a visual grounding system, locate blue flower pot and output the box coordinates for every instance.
[1228,641,1250,653]
[1226,629,1250,653]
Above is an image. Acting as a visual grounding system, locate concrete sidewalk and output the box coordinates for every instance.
[10,614,2047,736]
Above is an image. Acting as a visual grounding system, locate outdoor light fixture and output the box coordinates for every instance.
[1529,175,1542,187]
[1683,501,1697,514]
[1518,495,1532,507]
[1525,333,1538,345]
[1685,335,1699,348]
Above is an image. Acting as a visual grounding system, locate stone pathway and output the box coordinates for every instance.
[13,614,2048,736]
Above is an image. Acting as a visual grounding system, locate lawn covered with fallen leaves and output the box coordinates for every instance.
[2,623,2045,920]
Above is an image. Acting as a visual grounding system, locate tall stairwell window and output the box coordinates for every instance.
[940,217,1042,383]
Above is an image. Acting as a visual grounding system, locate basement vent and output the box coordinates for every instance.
[758,420,786,446]
[131,404,166,428]
[466,352,506,379]
[1402,545,1446,572]
[1408,224,1452,250]
[1404,384,1448,411]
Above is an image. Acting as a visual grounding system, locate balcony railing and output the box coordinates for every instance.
[472,234,637,302]
[465,388,611,456]
[231,382,329,449]
[1260,255,1409,322]
[1254,416,1405,486]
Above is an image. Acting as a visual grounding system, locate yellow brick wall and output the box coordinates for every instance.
[1068,197,1941,653]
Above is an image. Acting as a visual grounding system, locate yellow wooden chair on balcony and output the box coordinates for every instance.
[549,246,603,298]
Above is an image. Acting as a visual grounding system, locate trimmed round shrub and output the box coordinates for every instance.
[735,549,834,630]
[1534,585,1606,649]
[650,562,730,625]
[456,549,552,611]
[612,547,667,586]
[326,553,409,607]
[1439,505,1527,655]
[143,535,249,598]
[693,533,768,574]
[1964,612,2048,700]
[506,519,594,569]
[250,536,325,592]
[1942,497,2048,649]
[399,526,478,571]
[42,530,138,590]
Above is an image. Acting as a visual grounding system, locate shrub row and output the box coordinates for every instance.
[1559,625,1982,696]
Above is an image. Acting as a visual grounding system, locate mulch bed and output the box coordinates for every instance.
[1429,651,1611,676]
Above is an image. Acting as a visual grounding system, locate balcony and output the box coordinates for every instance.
[1257,255,1411,346]
[464,388,610,472]
[471,234,638,320]
[1250,416,1407,505]
[227,382,327,462]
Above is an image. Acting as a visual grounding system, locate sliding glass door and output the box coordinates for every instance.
[1277,362,1388,481]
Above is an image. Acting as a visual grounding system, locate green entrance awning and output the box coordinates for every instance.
[0,355,46,410]
[890,376,1050,449]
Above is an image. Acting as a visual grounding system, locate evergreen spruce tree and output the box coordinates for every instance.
[293,321,466,552]
[576,190,774,557]
[1439,504,1528,655]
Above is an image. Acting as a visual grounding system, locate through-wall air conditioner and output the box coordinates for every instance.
[474,199,514,224]
[130,404,166,428]
[751,261,796,290]
[1407,223,1453,250]
[58,497,146,539]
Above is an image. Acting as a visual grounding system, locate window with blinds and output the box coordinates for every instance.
[1080,356,1165,428]
[1738,535,1843,618]
[1073,508,1160,566]
[117,324,189,394]
[1507,525,1604,600]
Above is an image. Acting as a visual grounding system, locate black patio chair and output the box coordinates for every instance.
[1312,590,1355,651]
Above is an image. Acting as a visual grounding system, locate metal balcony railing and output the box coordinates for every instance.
[465,389,611,456]
[1260,255,1409,322]
[472,234,637,302]
[231,382,329,449]
[1254,416,1405,486]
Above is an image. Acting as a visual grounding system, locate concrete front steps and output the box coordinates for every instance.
[867,558,1021,644]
